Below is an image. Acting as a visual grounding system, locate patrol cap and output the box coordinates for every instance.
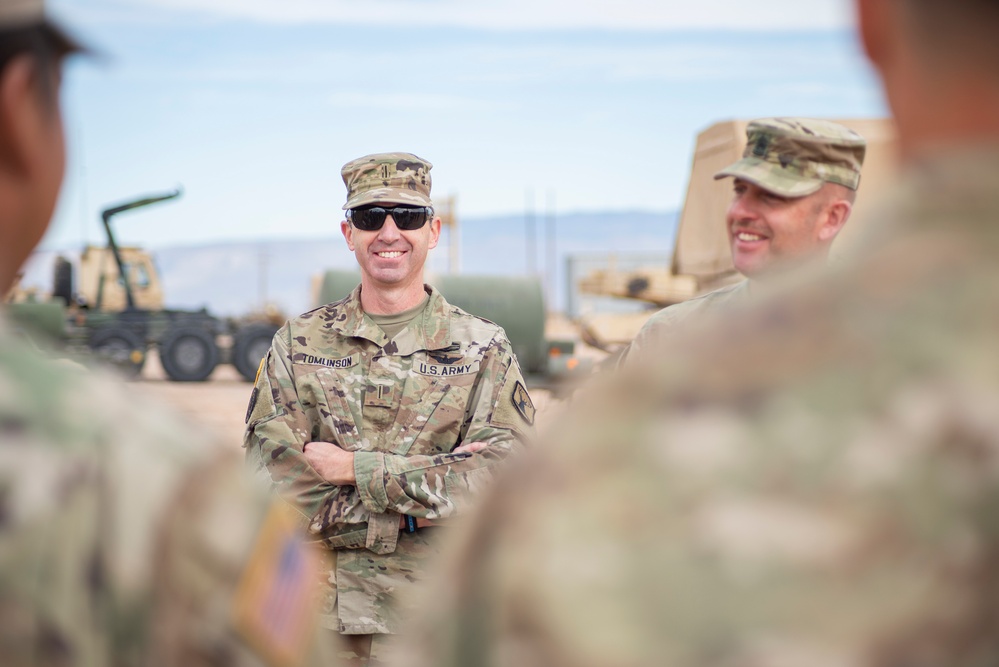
[715,118,867,197]
[341,152,433,210]
[0,0,86,54]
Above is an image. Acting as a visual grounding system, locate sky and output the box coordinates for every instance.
[43,0,886,253]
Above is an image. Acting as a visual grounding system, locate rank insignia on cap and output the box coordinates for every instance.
[232,503,321,667]
[512,380,535,425]
[752,135,770,158]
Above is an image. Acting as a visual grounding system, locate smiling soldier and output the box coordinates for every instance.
[624,118,866,363]
[244,152,533,666]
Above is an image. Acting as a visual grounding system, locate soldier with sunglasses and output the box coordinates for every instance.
[244,152,534,666]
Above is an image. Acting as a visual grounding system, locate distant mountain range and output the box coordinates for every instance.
[24,210,677,319]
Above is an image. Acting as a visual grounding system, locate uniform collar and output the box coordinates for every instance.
[326,284,453,354]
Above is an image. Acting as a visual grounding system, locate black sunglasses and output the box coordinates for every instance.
[347,205,433,231]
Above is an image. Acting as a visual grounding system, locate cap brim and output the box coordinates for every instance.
[42,18,92,56]
[714,157,823,198]
[343,187,433,210]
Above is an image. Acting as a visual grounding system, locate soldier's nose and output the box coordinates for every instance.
[378,216,402,241]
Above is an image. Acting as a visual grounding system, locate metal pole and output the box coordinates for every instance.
[259,247,268,310]
[525,188,536,275]
[448,195,460,274]
[545,189,556,309]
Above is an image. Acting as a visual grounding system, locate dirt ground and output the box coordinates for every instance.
[134,350,258,449]
[132,315,602,448]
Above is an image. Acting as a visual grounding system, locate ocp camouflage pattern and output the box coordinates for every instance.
[403,149,999,666]
[622,279,749,368]
[244,284,530,635]
[341,152,434,210]
[716,117,867,197]
[0,318,334,667]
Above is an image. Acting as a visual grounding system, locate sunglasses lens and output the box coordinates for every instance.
[350,206,430,231]
[350,207,387,231]
[392,207,429,230]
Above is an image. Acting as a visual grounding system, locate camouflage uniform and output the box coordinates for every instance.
[625,118,866,368]
[0,317,334,667]
[244,284,532,638]
[404,149,999,666]
[624,280,749,364]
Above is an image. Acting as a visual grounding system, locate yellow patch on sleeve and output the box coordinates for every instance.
[254,355,267,385]
[232,503,322,667]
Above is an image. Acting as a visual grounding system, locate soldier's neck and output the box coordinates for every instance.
[359,277,429,315]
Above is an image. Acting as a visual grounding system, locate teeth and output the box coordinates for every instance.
[376,251,403,258]
[737,232,765,241]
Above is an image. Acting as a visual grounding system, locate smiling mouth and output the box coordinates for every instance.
[375,250,405,258]
[734,231,767,242]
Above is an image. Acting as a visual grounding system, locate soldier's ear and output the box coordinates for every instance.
[341,220,354,250]
[818,199,852,243]
[856,0,897,75]
[427,216,441,250]
[0,54,51,179]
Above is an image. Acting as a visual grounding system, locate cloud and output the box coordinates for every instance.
[61,0,854,32]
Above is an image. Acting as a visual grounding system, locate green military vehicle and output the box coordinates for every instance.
[5,190,278,382]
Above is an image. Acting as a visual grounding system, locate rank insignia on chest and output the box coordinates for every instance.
[512,380,536,425]
[414,360,480,377]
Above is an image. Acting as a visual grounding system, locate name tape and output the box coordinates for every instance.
[298,354,357,369]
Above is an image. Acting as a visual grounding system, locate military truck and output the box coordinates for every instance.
[5,190,279,381]
[577,118,900,349]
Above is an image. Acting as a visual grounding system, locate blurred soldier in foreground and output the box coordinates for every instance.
[405,0,999,665]
[0,2,333,665]
[244,153,532,665]
[625,118,865,363]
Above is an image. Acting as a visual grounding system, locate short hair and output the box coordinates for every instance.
[0,23,77,108]
[903,0,999,71]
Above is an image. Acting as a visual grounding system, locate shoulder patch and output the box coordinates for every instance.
[512,380,535,425]
[254,356,266,385]
[245,387,259,425]
[232,503,321,667]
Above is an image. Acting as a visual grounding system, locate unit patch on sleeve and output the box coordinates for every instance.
[245,388,258,424]
[414,360,480,377]
[512,380,536,425]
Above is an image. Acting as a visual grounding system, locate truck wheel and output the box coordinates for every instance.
[90,327,145,379]
[159,326,219,382]
[232,323,279,382]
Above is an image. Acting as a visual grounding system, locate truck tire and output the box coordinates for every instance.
[90,327,145,379]
[159,326,219,382]
[232,322,279,382]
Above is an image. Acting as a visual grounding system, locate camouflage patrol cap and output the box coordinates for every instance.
[715,118,867,197]
[341,152,433,210]
[0,0,85,52]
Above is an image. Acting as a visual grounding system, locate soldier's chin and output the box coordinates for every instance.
[732,252,767,278]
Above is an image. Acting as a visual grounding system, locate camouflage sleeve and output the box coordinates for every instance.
[244,325,367,531]
[352,332,533,519]
[150,451,338,667]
